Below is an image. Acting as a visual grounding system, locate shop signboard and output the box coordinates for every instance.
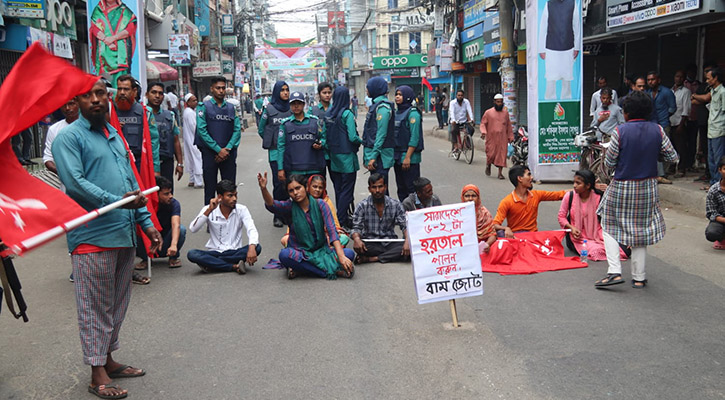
[483,41,501,58]
[606,0,701,30]
[461,22,483,44]
[256,57,326,71]
[193,61,221,77]
[194,0,210,37]
[87,0,147,88]
[372,54,428,69]
[482,12,501,58]
[390,10,436,33]
[434,5,444,37]
[19,0,77,39]
[462,37,485,63]
[463,0,487,28]
[221,35,237,47]
[526,0,582,180]
[221,14,233,33]
[5,0,44,18]
[222,60,233,74]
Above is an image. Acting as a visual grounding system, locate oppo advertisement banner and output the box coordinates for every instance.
[526,0,582,180]
[87,0,147,89]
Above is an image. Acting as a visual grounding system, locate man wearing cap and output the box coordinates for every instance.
[183,93,203,188]
[196,76,242,204]
[480,94,514,180]
[277,91,326,181]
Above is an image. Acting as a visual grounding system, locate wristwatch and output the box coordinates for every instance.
[177,164,184,168]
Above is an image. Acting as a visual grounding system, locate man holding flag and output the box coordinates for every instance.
[53,79,162,399]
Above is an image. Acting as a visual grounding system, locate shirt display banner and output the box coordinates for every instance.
[526,0,582,180]
[408,203,483,305]
[168,34,191,67]
[87,0,147,89]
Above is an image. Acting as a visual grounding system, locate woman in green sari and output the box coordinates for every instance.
[258,172,355,279]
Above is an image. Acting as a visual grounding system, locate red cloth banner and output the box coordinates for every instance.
[421,77,433,92]
[480,231,587,275]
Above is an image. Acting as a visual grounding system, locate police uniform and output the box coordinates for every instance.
[116,101,160,172]
[362,96,395,184]
[153,109,180,190]
[393,106,424,201]
[277,92,326,179]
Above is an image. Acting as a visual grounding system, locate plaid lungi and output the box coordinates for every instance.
[71,248,135,366]
[597,178,665,247]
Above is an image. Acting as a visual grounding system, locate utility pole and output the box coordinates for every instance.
[499,0,518,128]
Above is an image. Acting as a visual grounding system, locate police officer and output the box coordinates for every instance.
[114,74,159,173]
[393,85,424,202]
[325,86,362,229]
[196,76,242,205]
[310,82,333,119]
[258,81,291,227]
[277,92,326,183]
[146,82,183,191]
[363,76,395,186]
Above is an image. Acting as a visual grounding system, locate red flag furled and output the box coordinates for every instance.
[480,231,587,275]
[421,77,433,92]
[0,43,98,144]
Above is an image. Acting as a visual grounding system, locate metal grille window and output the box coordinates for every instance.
[388,0,398,8]
[389,33,399,55]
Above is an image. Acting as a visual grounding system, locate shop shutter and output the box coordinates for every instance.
[516,70,528,127]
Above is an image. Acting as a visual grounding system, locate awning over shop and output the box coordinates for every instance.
[147,60,178,81]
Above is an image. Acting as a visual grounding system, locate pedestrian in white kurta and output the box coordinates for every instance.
[183,93,203,188]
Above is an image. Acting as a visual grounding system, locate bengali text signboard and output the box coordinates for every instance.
[409,203,483,305]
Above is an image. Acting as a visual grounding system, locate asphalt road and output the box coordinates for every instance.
[1,115,723,400]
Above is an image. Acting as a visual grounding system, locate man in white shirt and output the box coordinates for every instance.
[449,89,474,152]
[165,86,179,111]
[187,180,261,274]
[671,70,692,176]
[182,93,203,188]
[589,76,618,116]
[43,99,79,174]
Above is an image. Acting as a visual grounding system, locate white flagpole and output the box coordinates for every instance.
[12,187,160,255]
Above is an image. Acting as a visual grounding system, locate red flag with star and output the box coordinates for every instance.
[480,231,587,275]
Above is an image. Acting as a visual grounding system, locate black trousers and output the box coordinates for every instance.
[269,160,289,202]
[705,221,725,242]
[160,157,175,192]
[201,148,236,205]
[359,241,407,263]
[11,130,32,161]
[435,106,443,128]
[329,170,356,228]
[393,161,420,202]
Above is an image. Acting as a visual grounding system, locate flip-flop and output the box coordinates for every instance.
[88,384,128,399]
[107,365,146,379]
[631,279,648,289]
[595,273,624,288]
[132,273,150,285]
[134,262,147,271]
[168,259,182,268]
[287,268,296,280]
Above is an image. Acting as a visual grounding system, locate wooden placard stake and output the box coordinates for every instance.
[449,299,460,327]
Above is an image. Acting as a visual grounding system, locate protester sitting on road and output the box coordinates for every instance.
[595,90,679,289]
[461,184,496,253]
[259,172,354,280]
[558,169,627,261]
[351,173,411,264]
[277,91,326,183]
[187,180,260,274]
[492,165,567,238]
[135,176,186,270]
[281,174,350,247]
[402,177,442,212]
[705,156,725,249]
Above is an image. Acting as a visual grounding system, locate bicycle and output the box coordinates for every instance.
[573,128,612,184]
[451,121,474,164]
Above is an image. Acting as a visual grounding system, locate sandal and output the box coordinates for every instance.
[595,273,624,287]
[134,261,147,270]
[287,268,296,280]
[713,240,725,250]
[88,383,128,399]
[631,279,648,289]
[336,266,355,279]
[168,259,182,268]
[132,273,150,285]
[232,262,247,275]
[107,365,145,379]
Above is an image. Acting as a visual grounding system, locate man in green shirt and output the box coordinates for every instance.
[362,77,395,188]
[277,91,326,181]
[196,76,242,204]
[325,86,362,229]
[693,67,725,186]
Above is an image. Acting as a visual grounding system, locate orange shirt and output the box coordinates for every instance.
[493,190,567,232]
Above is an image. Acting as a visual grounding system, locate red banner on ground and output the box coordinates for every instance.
[480,231,587,275]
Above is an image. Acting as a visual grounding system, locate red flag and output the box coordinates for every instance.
[480,231,587,275]
[0,142,87,256]
[0,43,98,144]
[421,77,433,92]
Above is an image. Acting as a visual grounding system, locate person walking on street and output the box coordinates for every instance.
[393,85,424,201]
[480,93,514,180]
[325,86,362,229]
[276,91,326,182]
[351,94,358,117]
[253,94,264,126]
[434,86,444,129]
[363,76,395,185]
[52,79,162,399]
[692,67,725,188]
[670,70,692,177]
[646,71,677,183]
[258,81,292,227]
[196,76,242,205]
[146,82,183,191]
[595,91,679,289]
[182,93,203,188]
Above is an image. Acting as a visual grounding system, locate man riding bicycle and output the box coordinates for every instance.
[449,89,474,153]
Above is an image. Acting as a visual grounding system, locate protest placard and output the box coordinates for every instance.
[408,202,483,305]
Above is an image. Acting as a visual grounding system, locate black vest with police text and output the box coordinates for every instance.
[155,110,175,159]
[325,111,357,154]
[200,100,235,150]
[116,102,145,154]
[282,117,325,172]
[263,103,292,150]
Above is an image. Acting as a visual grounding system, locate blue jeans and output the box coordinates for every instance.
[279,247,355,278]
[187,244,262,272]
[708,136,725,185]
[137,225,186,261]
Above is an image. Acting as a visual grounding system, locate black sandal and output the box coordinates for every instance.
[287,268,296,280]
[631,279,648,289]
[595,273,624,287]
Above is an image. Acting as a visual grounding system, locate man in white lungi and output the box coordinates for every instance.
[538,0,581,100]
[182,93,204,188]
